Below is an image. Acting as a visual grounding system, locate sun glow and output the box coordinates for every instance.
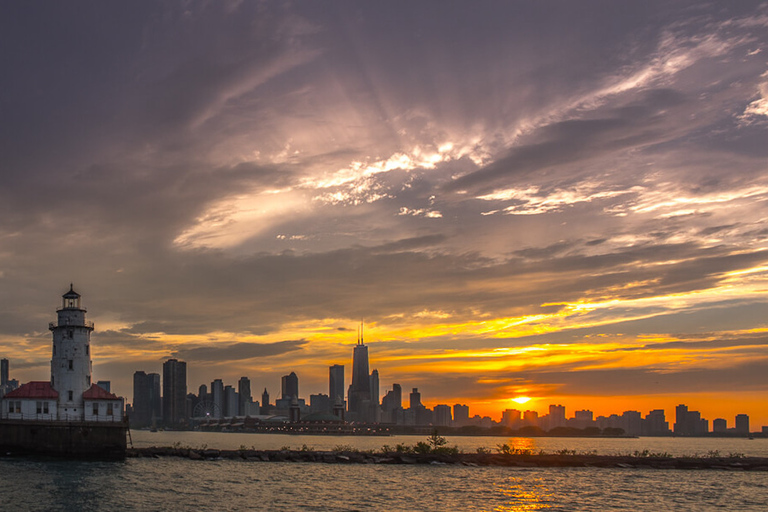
[512,396,532,404]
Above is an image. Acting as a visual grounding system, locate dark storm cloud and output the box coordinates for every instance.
[171,339,308,362]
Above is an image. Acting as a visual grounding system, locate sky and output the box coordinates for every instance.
[1,1,767,427]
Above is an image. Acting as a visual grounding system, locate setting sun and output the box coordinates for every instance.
[512,396,532,404]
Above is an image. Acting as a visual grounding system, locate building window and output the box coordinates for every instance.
[87,376,91,386]
[10,401,21,413]
[85,345,89,355]
[68,360,73,370]
[7,402,12,413]
[68,390,73,401]
[68,329,74,338]
[93,403,99,416]
[107,403,114,416]
[36,402,42,414]
[44,402,49,414]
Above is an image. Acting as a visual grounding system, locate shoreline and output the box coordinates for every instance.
[125,447,768,470]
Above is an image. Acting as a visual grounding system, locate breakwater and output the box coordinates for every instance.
[126,446,768,470]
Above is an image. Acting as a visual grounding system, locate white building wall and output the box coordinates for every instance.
[84,399,125,422]
[1,398,58,421]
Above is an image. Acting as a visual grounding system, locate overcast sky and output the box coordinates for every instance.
[1,1,767,425]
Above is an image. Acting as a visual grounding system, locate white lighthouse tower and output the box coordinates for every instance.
[50,284,94,420]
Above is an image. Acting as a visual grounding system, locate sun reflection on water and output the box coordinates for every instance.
[489,477,553,511]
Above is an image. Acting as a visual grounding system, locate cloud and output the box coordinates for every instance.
[171,339,308,362]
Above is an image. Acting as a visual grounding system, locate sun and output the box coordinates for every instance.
[512,396,532,404]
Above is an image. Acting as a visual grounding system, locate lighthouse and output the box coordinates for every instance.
[49,284,94,420]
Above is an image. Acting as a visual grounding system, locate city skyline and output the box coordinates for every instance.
[1,2,767,427]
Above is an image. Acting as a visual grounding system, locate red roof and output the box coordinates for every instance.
[4,381,59,399]
[82,384,119,400]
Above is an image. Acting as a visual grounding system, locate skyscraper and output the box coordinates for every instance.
[132,371,161,427]
[238,376,251,417]
[281,372,299,400]
[1,358,8,387]
[329,364,344,404]
[348,324,372,422]
[211,379,224,419]
[162,358,187,426]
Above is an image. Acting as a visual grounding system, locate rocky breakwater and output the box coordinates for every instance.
[126,447,768,471]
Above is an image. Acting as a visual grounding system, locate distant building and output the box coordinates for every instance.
[238,377,251,417]
[310,393,331,414]
[713,418,727,433]
[434,404,452,426]
[329,364,345,405]
[381,384,402,423]
[96,380,111,393]
[409,388,422,409]
[735,414,750,435]
[643,409,670,435]
[224,385,237,417]
[453,404,469,427]
[501,409,521,428]
[548,404,566,429]
[674,404,708,435]
[281,372,299,401]
[348,325,373,422]
[211,379,224,419]
[132,371,161,427]
[162,358,187,426]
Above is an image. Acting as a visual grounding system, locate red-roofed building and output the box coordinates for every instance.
[2,382,58,420]
[83,384,124,422]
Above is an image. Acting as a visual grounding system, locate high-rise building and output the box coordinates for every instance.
[502,409,521,428]
[453,404,469,427]
[348,326,372,422]
[674,404,708,435]
[1,358,8,387]
[224,385,237,417]
[211,379,224,419]
[409,388,422,409]
[96,380,111,393]
[643,409,670,435]
[132,371,161,427]
[329,364,345,404]
[261,388,270,414]
[434,404,452,426]
[735,414,750,435]
[238,377,251,417]
[281,372,299,400]
[162,358,187,426]
[713,418,727,433]
[381,383,402,422]
[548,404,566,429]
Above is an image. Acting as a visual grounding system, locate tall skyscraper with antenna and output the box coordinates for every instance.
[348,322,372,422]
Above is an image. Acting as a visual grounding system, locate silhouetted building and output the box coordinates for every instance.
[96,380,111,393]
[434,404,452,426]
[224,385,237,417]
[409,388,422,409]
[261,388,270,414]
[381,384,402,423]
[713,418,727,433]
[674,404,707,435]
[735,414,750,435]
[642,409,670,435]
[132,371,161,427]
[502,409,522,428]
[549,404,566,429]
[211,379,224,419]
[281,372,299,400]
[1,358,8,387]
[348,326,372,422]
[453,404,469,426]
[523,410,538,426]
[238,377,251,417]
[622,410,642,436]
[310,393,331,414]
[329,364,345,404]
[162,358,187,426]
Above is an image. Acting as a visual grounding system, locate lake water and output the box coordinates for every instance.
[2,432,767,511]
[131,430,768,457]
